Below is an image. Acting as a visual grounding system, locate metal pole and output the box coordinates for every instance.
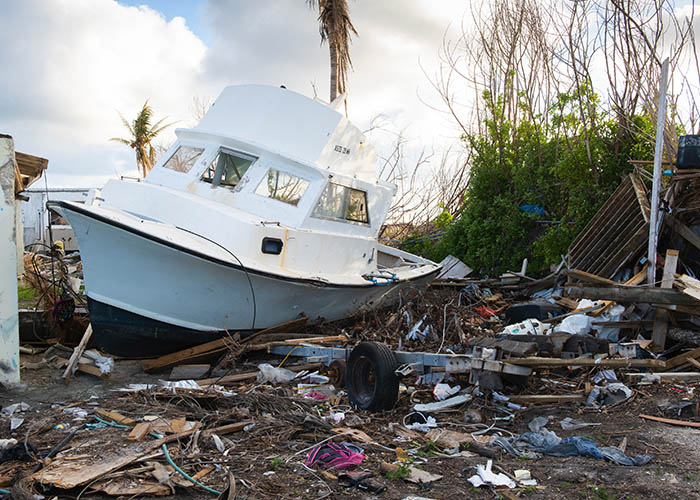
[647,58,670,286]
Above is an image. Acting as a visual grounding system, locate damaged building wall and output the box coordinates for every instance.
[0,134,20,385]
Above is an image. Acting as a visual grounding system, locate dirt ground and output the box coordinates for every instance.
[2,352,700,500]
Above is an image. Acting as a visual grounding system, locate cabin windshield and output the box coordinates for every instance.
[313,181,369,224]
[254,168,309,206]
[163,146,204,173]
[201,149,256,188]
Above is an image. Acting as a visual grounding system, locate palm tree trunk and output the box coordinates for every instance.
[330,41,338,101]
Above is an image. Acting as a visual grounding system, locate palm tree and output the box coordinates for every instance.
[110,100,172,177]
[306,0,358,102]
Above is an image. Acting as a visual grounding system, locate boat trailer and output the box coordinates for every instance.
[269,342,532,411]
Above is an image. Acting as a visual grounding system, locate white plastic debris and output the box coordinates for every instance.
[3,402,29,416]
[586,382,633,407]
[330,412,345,424]
[514,469,531,481]
[62,407,88,420]
[211,434,226,453]
[414,394,472,412]
[257,363,296,384]
[405,415,438,432]
[81,349,114,375]
[468,459,516,489]
[432,383,460,401]
[502,318,546,336]
[10,418,24,431]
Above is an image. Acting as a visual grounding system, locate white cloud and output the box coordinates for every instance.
[0,0,210,186]
[0,0,470,187]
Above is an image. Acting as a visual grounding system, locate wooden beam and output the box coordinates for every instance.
[568,269,619,286]
[664,346,700,369]
[640,414,700,428]
[143,336,237,372]
[63,324,92,383]
[668,216,700,253]
[565,286,697,306]
[652,249,679,349]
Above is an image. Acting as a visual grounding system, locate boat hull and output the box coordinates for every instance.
[57,203,439,357]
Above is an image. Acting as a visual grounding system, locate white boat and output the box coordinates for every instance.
[49,85,440,357]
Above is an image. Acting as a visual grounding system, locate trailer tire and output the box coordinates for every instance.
[346,342,398,411]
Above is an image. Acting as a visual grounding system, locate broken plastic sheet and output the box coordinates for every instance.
[467,459,515,489]
[501,318,546,336]
[492,419,652,466]
[586,382,632,408]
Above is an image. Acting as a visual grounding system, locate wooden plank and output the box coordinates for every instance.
[565,286,698,306]
[652,249,679,348]
[664,346,700,369]
[686,357,700,371]
[95,409,136,426]
[143,336,237,373]
[630,171,651,222]
[668,216,700,253]
[568,269,619,286]
[63,324,92,383]
[509,357,665,368]
[639,414,700,428]
[127,422,152,441]
[202,421,252,436]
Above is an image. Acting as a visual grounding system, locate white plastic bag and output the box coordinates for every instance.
[257,363,296,383]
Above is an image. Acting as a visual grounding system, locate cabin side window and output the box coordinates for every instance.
[312,182,369,224]
[201,149,256,189]
[163,146,204,173]
[254,169,309,206]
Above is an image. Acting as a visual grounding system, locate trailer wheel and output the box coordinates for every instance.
[346,342,399,411]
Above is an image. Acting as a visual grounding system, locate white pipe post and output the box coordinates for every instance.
[0,135,20,386]
[647,58,670,287]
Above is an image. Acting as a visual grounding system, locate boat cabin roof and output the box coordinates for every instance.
[189,85,377,183]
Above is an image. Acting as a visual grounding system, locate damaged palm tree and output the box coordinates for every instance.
[306,0,358,102]
[111,100,173,177]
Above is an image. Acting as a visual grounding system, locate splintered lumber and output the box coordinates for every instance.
[62,324,93,383]
[652,249,679,348]
[663,346,700,370]
[639,414,700,428]
[677,274,700,303]
[33,440,163,488]
[568,269,619,286]
[565,286,698,306]
[143,336,238,373]
[508,357,665,369]
[143,317,309,372]
[424,428,496,458]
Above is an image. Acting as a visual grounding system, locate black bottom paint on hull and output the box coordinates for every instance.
[87,298,231,358]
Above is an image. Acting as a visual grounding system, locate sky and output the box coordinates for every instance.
[0,0,469,187]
